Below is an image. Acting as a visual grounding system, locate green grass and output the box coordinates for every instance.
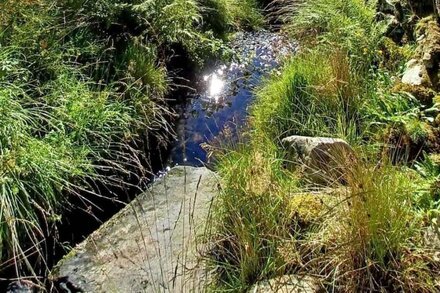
[253,50,362,144]
[209,0,440,291]
[335,162,419,289]
[207,136,297,291]
[201,0,264,35]
[0,0,265,280]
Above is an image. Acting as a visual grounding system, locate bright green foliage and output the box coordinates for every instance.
[221,0,265,29]
[211,0,440,291]
[254,52,342,140]
[209,137,297,291]
[253,48,365,146]
[201,0,264,35]
[117,42,168,98]
[0,0,264,276]
[290,0,385,72]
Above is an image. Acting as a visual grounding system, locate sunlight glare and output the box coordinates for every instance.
[208,73,225,98]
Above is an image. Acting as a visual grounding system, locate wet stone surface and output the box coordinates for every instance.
[53,166,219,292]
[49,31,296,292]
[167,31,296,167]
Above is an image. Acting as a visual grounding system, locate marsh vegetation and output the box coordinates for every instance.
[2,0,440,292]
[207,0,440,291]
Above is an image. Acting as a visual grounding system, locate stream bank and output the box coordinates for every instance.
[207,0,440,292]
[0,0,269,288]
[45,30,294,292]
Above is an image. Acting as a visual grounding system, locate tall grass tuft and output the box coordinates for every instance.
[288,0,385,72]
[253,49,363,146]
[208,136,296,291]
[339,162,418,289]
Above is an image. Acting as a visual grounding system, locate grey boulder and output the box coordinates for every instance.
[52,166,219,292]
[282,136,355,184]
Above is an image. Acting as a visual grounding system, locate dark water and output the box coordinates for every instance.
[163,31,295,171]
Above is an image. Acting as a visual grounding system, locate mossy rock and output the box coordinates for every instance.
[399,17,440,105]
[394,82,436,106]
[415,17,440,89]
[288,193,331,228]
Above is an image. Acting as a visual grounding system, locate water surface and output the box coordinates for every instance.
[166,31,296,168]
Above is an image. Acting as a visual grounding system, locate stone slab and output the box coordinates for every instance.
[53,166,219,293]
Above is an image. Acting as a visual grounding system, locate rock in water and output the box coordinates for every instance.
[52,166,219,292]
[281,136,354,184]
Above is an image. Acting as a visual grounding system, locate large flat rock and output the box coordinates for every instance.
[53,166,219,292]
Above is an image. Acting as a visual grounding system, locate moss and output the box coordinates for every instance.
[393,82,436,106]
[414,17,440,88]
[381,38,415,71]
[288,193,327,227]
[415,16,440,40]
[433,95,440,105]
[61,248,78,262]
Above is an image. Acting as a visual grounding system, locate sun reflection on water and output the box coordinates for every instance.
[209,73,224,97]
[203,69,226,102]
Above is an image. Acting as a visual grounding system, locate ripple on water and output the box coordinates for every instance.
[166,31,297,169]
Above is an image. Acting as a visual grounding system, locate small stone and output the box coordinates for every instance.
[282,136,355,184]
[402,60,425,86]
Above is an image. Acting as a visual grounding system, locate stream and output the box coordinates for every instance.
[3,30,295,292]
[163,30,295,170]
